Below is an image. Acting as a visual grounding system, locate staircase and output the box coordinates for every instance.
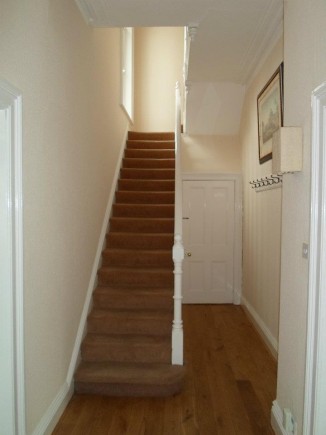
[74,131,185,397]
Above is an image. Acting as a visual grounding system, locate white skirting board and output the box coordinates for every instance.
[271,401,288,435]
[31,382,74,435]
[32,127,128,435]
[241,295,278,359]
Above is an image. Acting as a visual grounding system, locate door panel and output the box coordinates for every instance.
[183,180,235,303]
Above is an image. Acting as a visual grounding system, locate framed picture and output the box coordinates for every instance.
[257,63,283,164]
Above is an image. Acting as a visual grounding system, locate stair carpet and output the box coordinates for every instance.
[74,131,185,397]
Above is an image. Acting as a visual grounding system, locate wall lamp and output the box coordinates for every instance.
[272,127,303,174]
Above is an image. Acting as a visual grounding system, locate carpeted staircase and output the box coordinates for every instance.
[74,131,185,397]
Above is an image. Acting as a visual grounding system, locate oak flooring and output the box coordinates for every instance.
[53,305,277,434]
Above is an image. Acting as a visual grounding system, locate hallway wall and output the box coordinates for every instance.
[181,134,241,174]
[0,1,129,433]
[133,27,184,132]
[276,0,326,432]
[239,38,283,357]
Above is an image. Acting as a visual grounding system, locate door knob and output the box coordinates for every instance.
[186,252,192,257]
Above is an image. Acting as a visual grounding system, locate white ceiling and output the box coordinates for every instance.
[76,0,283,85]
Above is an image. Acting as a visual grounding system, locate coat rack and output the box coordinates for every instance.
[249,174,282,192]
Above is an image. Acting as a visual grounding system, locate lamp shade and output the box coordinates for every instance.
[272,127,303,174]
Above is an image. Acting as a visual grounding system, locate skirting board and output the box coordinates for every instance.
[271,401,288,435]
[31,382,73,435]
[33,127,128,435]
[241,295,278,360]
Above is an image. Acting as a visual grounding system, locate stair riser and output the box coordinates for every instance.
[125,149,175,159]
[93,290,173,310]
[109,218,174,233]
[128,132,174,141]
[127,141,175,150]
[112,204,174,219]
[75,381,183,397]
[118,179,174,192]
[98,270,173,288]
[112,204,174,218]
[81,342,171,364]
[106,234,173,250]
[115,192,174,204]
[88,317,172,336]
[102,250,173,268]
[123,158,175,169]
[120,168,175,180]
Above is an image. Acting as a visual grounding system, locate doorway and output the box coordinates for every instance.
[182,173,242,305]
[0,80,25,435]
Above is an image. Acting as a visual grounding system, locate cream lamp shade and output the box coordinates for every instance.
[272,127,303,174]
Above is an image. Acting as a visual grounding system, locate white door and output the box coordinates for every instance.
[182,180,235,303]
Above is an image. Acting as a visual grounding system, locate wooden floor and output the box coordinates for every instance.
[53,305,277,434]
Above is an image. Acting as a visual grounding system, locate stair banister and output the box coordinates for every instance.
[172,82,184,365]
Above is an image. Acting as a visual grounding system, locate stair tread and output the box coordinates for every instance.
[107,231,173,236]
[118,179,174,191]
[116,191,174,195]
[120,168,175,180]
[95,286,173,293]
[99,266,173,273]
[89,308,172,319]
[110,216,173,222]
[99,265,173,277]
[75,361,184,385]
[128,131,174,141]
[114,202,174,209]
[123,158,175,162]
[103,247,172,254]
[125,149,175,156]
[84,333,171,345]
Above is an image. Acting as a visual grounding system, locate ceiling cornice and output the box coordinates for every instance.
[239,0,284,85]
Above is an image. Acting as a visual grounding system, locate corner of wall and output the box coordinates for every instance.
[241,295,278,360]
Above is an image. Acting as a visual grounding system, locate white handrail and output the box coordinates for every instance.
[172,82,184,365]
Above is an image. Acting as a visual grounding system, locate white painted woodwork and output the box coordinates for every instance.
[303,82,326,435]
[0,80,25,435]
[172,83,184,365]
[182,179,235,304]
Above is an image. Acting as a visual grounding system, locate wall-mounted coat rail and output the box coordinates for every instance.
[249,174,283,192]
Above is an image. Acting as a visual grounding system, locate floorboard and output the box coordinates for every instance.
[53,305,277,434]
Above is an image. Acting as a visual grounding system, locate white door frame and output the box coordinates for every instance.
[0,80,25,435]
[303,82,326,434]
[182,172,242,304]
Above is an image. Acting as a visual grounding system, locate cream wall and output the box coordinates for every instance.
[276,0,326,432]
[181,134,241,173]
[239,38,283,357]
[186,82,245,135]
[133,27,184,132]
[0,1,128,433]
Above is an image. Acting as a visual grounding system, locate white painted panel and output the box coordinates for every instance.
[187,186,206,245]
[188,262,205,292]
[211,262,227,291]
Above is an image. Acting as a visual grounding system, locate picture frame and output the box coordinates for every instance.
[257,63,284,164]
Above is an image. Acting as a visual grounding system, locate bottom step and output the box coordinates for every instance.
[75,361,185,397]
